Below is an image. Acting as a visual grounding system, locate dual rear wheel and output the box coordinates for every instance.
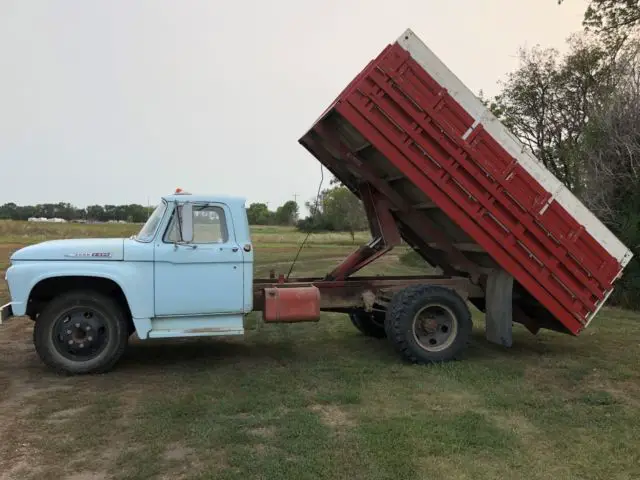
[350,285,472,363]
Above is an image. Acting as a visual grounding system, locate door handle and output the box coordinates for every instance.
[174,243,197,250]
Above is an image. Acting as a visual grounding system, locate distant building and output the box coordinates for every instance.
[27,217,67,223]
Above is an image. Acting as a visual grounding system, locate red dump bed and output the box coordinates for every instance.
[299,28,633,335]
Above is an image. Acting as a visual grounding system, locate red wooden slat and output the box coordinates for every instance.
[342,93,598,319]
[358,64,607,304]
[335,98,585,333]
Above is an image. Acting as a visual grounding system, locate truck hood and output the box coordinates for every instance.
[10,238,125,261]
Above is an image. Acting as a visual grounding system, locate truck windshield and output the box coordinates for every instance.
[134,201,167,242]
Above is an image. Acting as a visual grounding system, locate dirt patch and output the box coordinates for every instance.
[0,452,46,480]
[415,389,482,412]
[491,412,539,437]
[254,443,268,456]
[0,243,24,260]
[164,443,195,461]
[525,364,640,408]
[64,472,108,480]
[47,406,90,424]
[581,372,640,408]
[523,365,577,396]
[309,404,356,429]
[0,363,78,479]
[248,426,276,438]
[159,449,225,480]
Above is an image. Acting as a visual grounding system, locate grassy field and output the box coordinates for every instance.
[0,220,639,480]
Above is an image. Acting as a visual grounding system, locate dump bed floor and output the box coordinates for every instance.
[299,28,633,335]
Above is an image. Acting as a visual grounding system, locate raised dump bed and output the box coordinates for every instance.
[299,28,633,340]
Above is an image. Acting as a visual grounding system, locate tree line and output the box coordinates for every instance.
[0,202,155,223]
[0,183,368,231]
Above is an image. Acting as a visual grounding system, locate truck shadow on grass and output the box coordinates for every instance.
[466,327,586,359]
[117,337,301,371]
[110,323,582,375]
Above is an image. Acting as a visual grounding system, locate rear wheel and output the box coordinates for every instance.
[33,290,129,375]
[385,285,472,364]
[349,310,387,338]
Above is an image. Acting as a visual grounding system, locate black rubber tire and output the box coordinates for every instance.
[33,290,129,375]
[349,310,387,339]
[385,285,472,364]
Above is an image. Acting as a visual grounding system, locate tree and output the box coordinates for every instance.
[246,203,273,225]
[576,42,640,308]
[559,0,640,34]
[484,36,619,192]
[296,182,368,240]
[559,0,640,52]
[322,186,368,241]
[274,200,299,226]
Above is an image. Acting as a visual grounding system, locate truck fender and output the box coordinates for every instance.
[8,261,153,320]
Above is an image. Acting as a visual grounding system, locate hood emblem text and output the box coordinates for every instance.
[64,252,113,258]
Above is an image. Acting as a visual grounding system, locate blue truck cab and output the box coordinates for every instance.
[1,191,254,374]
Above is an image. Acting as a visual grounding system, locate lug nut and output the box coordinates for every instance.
[87,336,93,341]
[75,323,80,328]
[79,343,84,348]
[68,340,73,345]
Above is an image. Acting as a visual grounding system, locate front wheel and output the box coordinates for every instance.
[33,290,129,375]
[385,285,472,364]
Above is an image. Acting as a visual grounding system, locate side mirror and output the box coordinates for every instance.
[180,202,193,243]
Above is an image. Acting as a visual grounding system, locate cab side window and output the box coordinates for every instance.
[164,204,229,244]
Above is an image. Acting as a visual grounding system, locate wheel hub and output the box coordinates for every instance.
[54,309,108,360]
[412,304,458,352]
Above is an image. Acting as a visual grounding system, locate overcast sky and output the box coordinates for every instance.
[0,0,588,211]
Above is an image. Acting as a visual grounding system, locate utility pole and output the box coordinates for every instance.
[293,193,299,204]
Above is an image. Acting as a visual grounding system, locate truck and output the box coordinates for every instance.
[1,28,633,375]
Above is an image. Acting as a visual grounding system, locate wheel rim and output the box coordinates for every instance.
[52,307,109,361]
[411,303,458,352]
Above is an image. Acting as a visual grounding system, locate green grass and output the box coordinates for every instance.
[0,220,639,480]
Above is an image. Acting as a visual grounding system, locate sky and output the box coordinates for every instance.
[0,0,589,212]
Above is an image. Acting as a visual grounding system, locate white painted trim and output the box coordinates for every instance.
[585,287,615,327]
[395,28,633,266]
[461,119,480,141]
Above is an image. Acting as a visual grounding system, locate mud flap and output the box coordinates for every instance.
[485,269,513,347]
[1,303,13,324]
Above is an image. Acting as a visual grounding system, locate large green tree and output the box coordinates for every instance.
[576,44,640,307]
[482,36,617,192]
[297,182,368,240]
[246,203,273,225]
[274,200,299,226]
[560,0,640,54]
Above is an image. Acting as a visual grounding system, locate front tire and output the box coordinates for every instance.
[385,285,472,364]
[33,290,129,375]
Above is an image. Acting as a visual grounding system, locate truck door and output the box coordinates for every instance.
[153,202,245,317]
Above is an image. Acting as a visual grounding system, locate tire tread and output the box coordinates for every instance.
[33,289,129,375]
[385,285,472,364]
